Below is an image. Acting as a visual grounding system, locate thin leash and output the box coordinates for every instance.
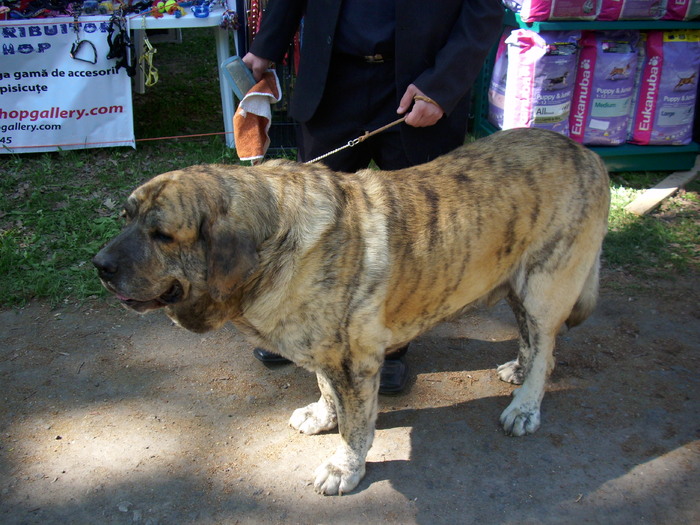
[304,116,406,164]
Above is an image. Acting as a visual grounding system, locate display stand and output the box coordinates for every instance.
[472,10,700,172]
[131,4,239,147]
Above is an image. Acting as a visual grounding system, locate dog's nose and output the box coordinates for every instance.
[92,251,118,277]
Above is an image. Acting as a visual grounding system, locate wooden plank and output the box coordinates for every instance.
[624,156,700,216]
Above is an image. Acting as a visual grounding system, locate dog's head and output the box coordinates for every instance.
[93,166,271,332]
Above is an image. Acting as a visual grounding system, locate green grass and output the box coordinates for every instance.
[3,152,696,307]
[1,29,241,306]
[1,28,698,306]
[605,173,699,274]
[0,142,239,306]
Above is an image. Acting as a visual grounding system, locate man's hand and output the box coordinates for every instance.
[397,84,445,127]
[242,52,272,82]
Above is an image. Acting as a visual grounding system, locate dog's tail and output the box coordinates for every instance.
[565,250,601,329]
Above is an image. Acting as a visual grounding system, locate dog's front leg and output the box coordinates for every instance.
[312,366,380,495]
[289,373,338,434]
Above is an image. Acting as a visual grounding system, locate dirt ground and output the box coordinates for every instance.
[1,269,698,524]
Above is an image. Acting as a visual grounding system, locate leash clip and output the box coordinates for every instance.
[304,116,406,165]
[69,9,97,64]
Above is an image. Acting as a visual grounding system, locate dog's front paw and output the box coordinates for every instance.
[313,451,365,496]
[289,401,337,435]
[499,391,541,436]
[497,359,524,385]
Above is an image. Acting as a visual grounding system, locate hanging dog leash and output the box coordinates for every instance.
[139,17,159,87]
[304,116,406,165]
[107,10,137,77]
[69,8,98,64]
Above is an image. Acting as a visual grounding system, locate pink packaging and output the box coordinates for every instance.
[488,29,581,135]
[663,0,700,20]
[629,30,700,145]
[520,0,601,22]
[487,30,512,129]
[570,31,640,145]
[488,30,547,129]
[598,0,667,20]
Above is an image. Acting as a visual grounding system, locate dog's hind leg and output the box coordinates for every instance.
[497,252,601,389]
[497,291,531,385]
[498,259,597,436]
[289,373,338,435]
[498,301,555,437]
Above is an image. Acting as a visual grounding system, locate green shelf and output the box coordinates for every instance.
[470,10,700,173]
[504,10,700,31]
[473,118,700,172]
[590,143,700,172]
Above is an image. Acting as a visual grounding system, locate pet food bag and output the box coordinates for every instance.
[629,30,700,145]
[489,29,581,135]
[597,0,667,20]
[570,31,640,145]
[487,30,513,130]
[520,0,600,22]
[663,0,700,20]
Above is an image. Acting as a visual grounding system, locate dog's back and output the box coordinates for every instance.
[361,128,610,346]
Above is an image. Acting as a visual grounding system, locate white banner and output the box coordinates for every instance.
[0,16,135,154]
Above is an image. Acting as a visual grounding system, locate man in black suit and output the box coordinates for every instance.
[243,0,504,392]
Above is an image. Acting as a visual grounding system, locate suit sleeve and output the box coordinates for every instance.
[410,0,504,116]
[248,0,307,63]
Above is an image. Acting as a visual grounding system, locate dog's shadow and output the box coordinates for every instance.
[363,373,697,523]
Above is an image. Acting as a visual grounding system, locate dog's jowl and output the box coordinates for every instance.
[94,128,610,495]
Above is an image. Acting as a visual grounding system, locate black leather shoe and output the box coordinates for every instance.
[379,355,408,395]
[253,348,292,365]
[385,343,409,360]
[379,344,410,395]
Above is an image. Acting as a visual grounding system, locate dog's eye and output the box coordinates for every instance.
[152,231,174,243]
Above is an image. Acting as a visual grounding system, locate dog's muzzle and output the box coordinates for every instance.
[92,251,185,312]
[115,281,184,312]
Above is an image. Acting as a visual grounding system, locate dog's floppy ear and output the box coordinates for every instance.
[202,218,259,302]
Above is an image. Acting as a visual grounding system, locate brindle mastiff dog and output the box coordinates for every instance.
[94,128,610,495]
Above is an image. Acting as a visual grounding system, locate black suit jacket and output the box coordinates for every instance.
[250,0,504,164]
